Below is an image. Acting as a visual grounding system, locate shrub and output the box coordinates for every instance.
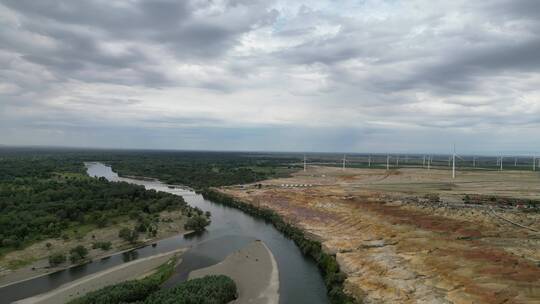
[144,275,236,304]
[48,252,66,267]
[118,227,139,244]
[183,215,210,232]
[92,241,112,251]
[69,245,88,264]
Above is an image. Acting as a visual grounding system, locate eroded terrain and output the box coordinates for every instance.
[220,166,540,303]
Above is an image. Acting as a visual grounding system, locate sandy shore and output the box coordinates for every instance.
[189,240,279,304]
[14,248,186,304]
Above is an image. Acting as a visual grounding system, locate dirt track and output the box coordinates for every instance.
[221,166,540,304]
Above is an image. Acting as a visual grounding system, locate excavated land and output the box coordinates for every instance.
[220,166,540,304]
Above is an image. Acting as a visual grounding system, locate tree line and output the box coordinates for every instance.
[0,154,207,251]
[200,189,358,304]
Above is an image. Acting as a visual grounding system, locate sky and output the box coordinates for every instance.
[1,0,540,154]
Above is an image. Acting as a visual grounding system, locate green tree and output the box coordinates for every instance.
[184,215,210,232]
[69,245,88,264]
[48,252,66,267]
[118,227,139,244]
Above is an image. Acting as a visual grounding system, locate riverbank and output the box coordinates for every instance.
[0,209,192,289]
[14,248,185,304]
[200,189,356,304]
[189,240,279,304]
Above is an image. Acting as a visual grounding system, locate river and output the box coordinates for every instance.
[0,162,328,304]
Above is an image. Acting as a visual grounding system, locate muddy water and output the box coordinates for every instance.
[0,162,328,304]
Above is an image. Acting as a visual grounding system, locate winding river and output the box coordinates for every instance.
[0,163,328,304]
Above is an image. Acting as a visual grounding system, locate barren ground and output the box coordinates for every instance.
[220,166,540,304]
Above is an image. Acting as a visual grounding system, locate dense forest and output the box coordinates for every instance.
[0,149,207,252]
[0,147,298,251]
[106,151,298,189]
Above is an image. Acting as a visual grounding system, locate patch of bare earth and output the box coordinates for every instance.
[220,166,540,304]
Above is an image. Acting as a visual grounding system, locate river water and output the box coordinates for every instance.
[0,162,328,304]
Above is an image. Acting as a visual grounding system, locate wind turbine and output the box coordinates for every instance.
[427,156,431,170]
[342,154,346,171]
[386,155,390,171]
[499,156,503,171]
[534,156,537,172]
[368,155,372,167]
[452,145,464,179]
[303,154,307,172]
[473,156,476,168]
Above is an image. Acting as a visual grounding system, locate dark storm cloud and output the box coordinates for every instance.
[402,38,540,94]
[2,0,190,33]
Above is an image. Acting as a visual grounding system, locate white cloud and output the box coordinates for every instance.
[0,0,539,153]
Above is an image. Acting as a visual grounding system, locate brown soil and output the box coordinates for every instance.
[221,166,540,304]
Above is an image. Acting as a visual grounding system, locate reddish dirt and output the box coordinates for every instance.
[221,166,540,303]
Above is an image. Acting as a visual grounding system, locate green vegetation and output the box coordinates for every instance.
[105,151,296,189]
[144,275,236,304]
[184,214,211,232]
[0,151,208,253]
[201,189,357,304]
[68,255,236,304]
[67,256,177,304]
[92,241,112,251]
[48,252,66,267]
[69,245,89,264]
[118,227,139,244]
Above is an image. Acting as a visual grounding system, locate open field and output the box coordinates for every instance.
[220,166,540,303]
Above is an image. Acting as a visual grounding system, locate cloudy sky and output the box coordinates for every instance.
[1,0,539,154]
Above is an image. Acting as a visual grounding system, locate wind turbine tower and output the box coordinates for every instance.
[452,150,456,179]
[500,156,503,171]
[303,154,306,172]
[534,156,537,172]
[386,155,390,171]
[342,154,346,171]
[451,145,463,179]
[368,155,371,167]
